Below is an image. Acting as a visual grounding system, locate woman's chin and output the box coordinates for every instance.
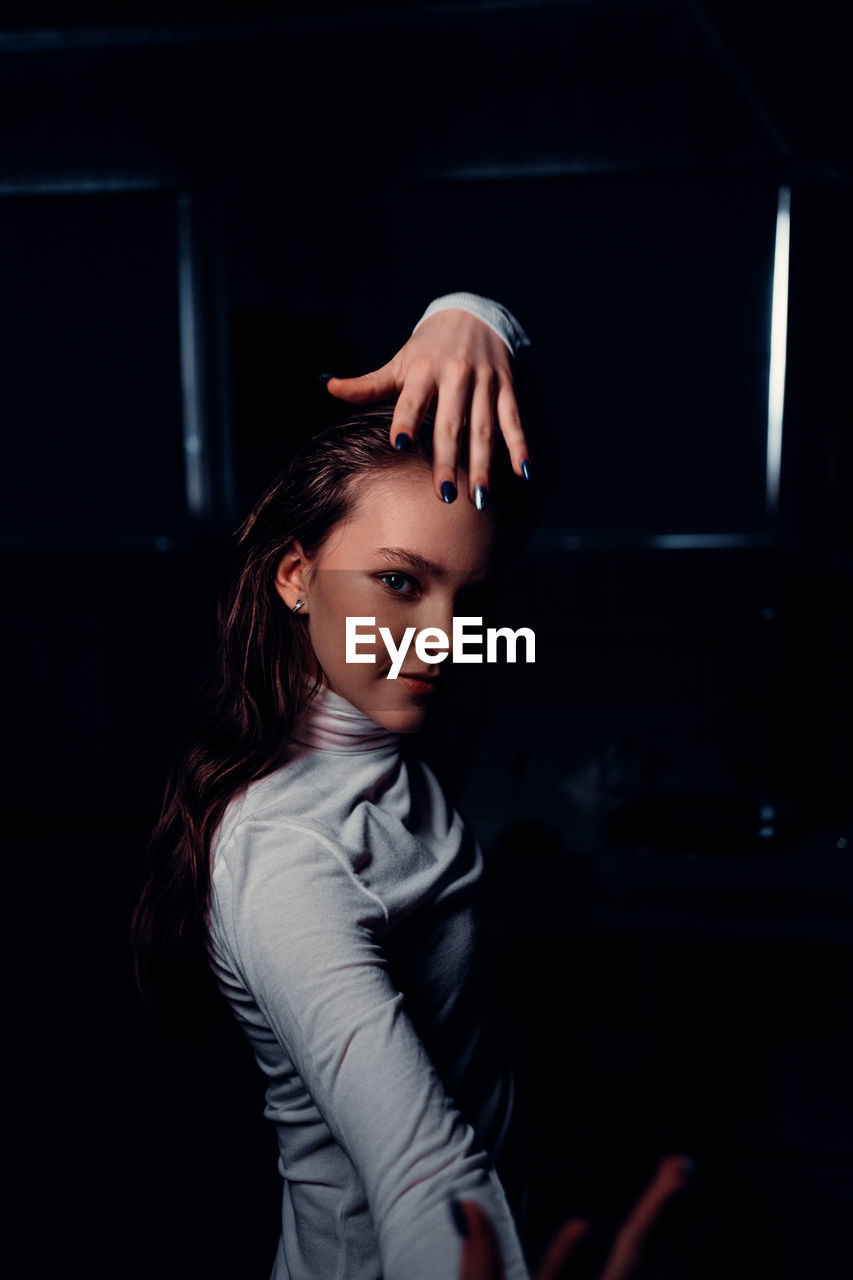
[369,696,434,735]
[378,707,430,735]
[325,676,438,735]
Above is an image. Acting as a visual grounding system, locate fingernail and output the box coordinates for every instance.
[441,480,457,504]
[318,373,335,385]
[395,433,411,451]
[474,484,489,511]
[521,458,531,481]
[449,1197,468,1238]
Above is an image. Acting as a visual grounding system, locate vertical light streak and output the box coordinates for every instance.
[177,193,208,517]
[767,185,791,515]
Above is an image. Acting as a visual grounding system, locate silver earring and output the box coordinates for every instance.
[291,598,304,613]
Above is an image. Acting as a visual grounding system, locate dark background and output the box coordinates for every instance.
[2,3,850,1276]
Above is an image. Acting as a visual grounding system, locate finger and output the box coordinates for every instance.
[598,1155,692,1280]
[535,1218,590,1280]
[455,1200,504,1280]
[495,380,531,479]
[466,374,497,510]
[388,364,437,452]
[325,360,399,404]
[431,363,472,503]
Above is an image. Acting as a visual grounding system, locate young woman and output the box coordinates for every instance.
[131,295,540,1280]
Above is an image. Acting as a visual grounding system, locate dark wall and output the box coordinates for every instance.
[3,4,851,1277]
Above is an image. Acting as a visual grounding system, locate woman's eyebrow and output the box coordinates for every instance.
[373,547,445,576]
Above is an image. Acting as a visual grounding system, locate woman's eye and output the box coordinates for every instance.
[378,572,418,596]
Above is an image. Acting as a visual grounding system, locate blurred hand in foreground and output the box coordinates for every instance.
[456,1155,693,1280]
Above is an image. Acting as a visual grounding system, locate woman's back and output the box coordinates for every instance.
[207,683,525,1280]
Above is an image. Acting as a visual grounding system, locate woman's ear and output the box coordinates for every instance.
[274,542,311,613]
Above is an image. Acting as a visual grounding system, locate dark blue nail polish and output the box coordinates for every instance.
[521,458,531,480]
[449,1197,468,1238]
[318,373,335,386]
[395,433,411,451]
[441,480,457,504]
[474,484,489,511]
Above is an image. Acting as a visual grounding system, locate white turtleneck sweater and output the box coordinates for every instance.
[207,682,530,1280]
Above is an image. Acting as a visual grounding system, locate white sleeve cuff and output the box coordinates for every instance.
[412,292,531,358]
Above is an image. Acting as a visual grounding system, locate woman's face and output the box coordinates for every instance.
[277,464,498,733]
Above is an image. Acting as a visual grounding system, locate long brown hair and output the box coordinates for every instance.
[130,403,532,1036]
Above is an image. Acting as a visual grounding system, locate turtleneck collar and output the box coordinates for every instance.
[289,682,401,754]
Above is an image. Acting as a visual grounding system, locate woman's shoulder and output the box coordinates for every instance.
[210,745,479,920]
[212,760,339,865]
[208,775,391,949]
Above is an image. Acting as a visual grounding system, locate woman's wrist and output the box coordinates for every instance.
[412,293,531,360]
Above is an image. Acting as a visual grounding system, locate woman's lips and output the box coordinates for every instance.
[396,673,441,692]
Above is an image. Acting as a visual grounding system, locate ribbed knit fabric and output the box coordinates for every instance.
[208,682,530,1280]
